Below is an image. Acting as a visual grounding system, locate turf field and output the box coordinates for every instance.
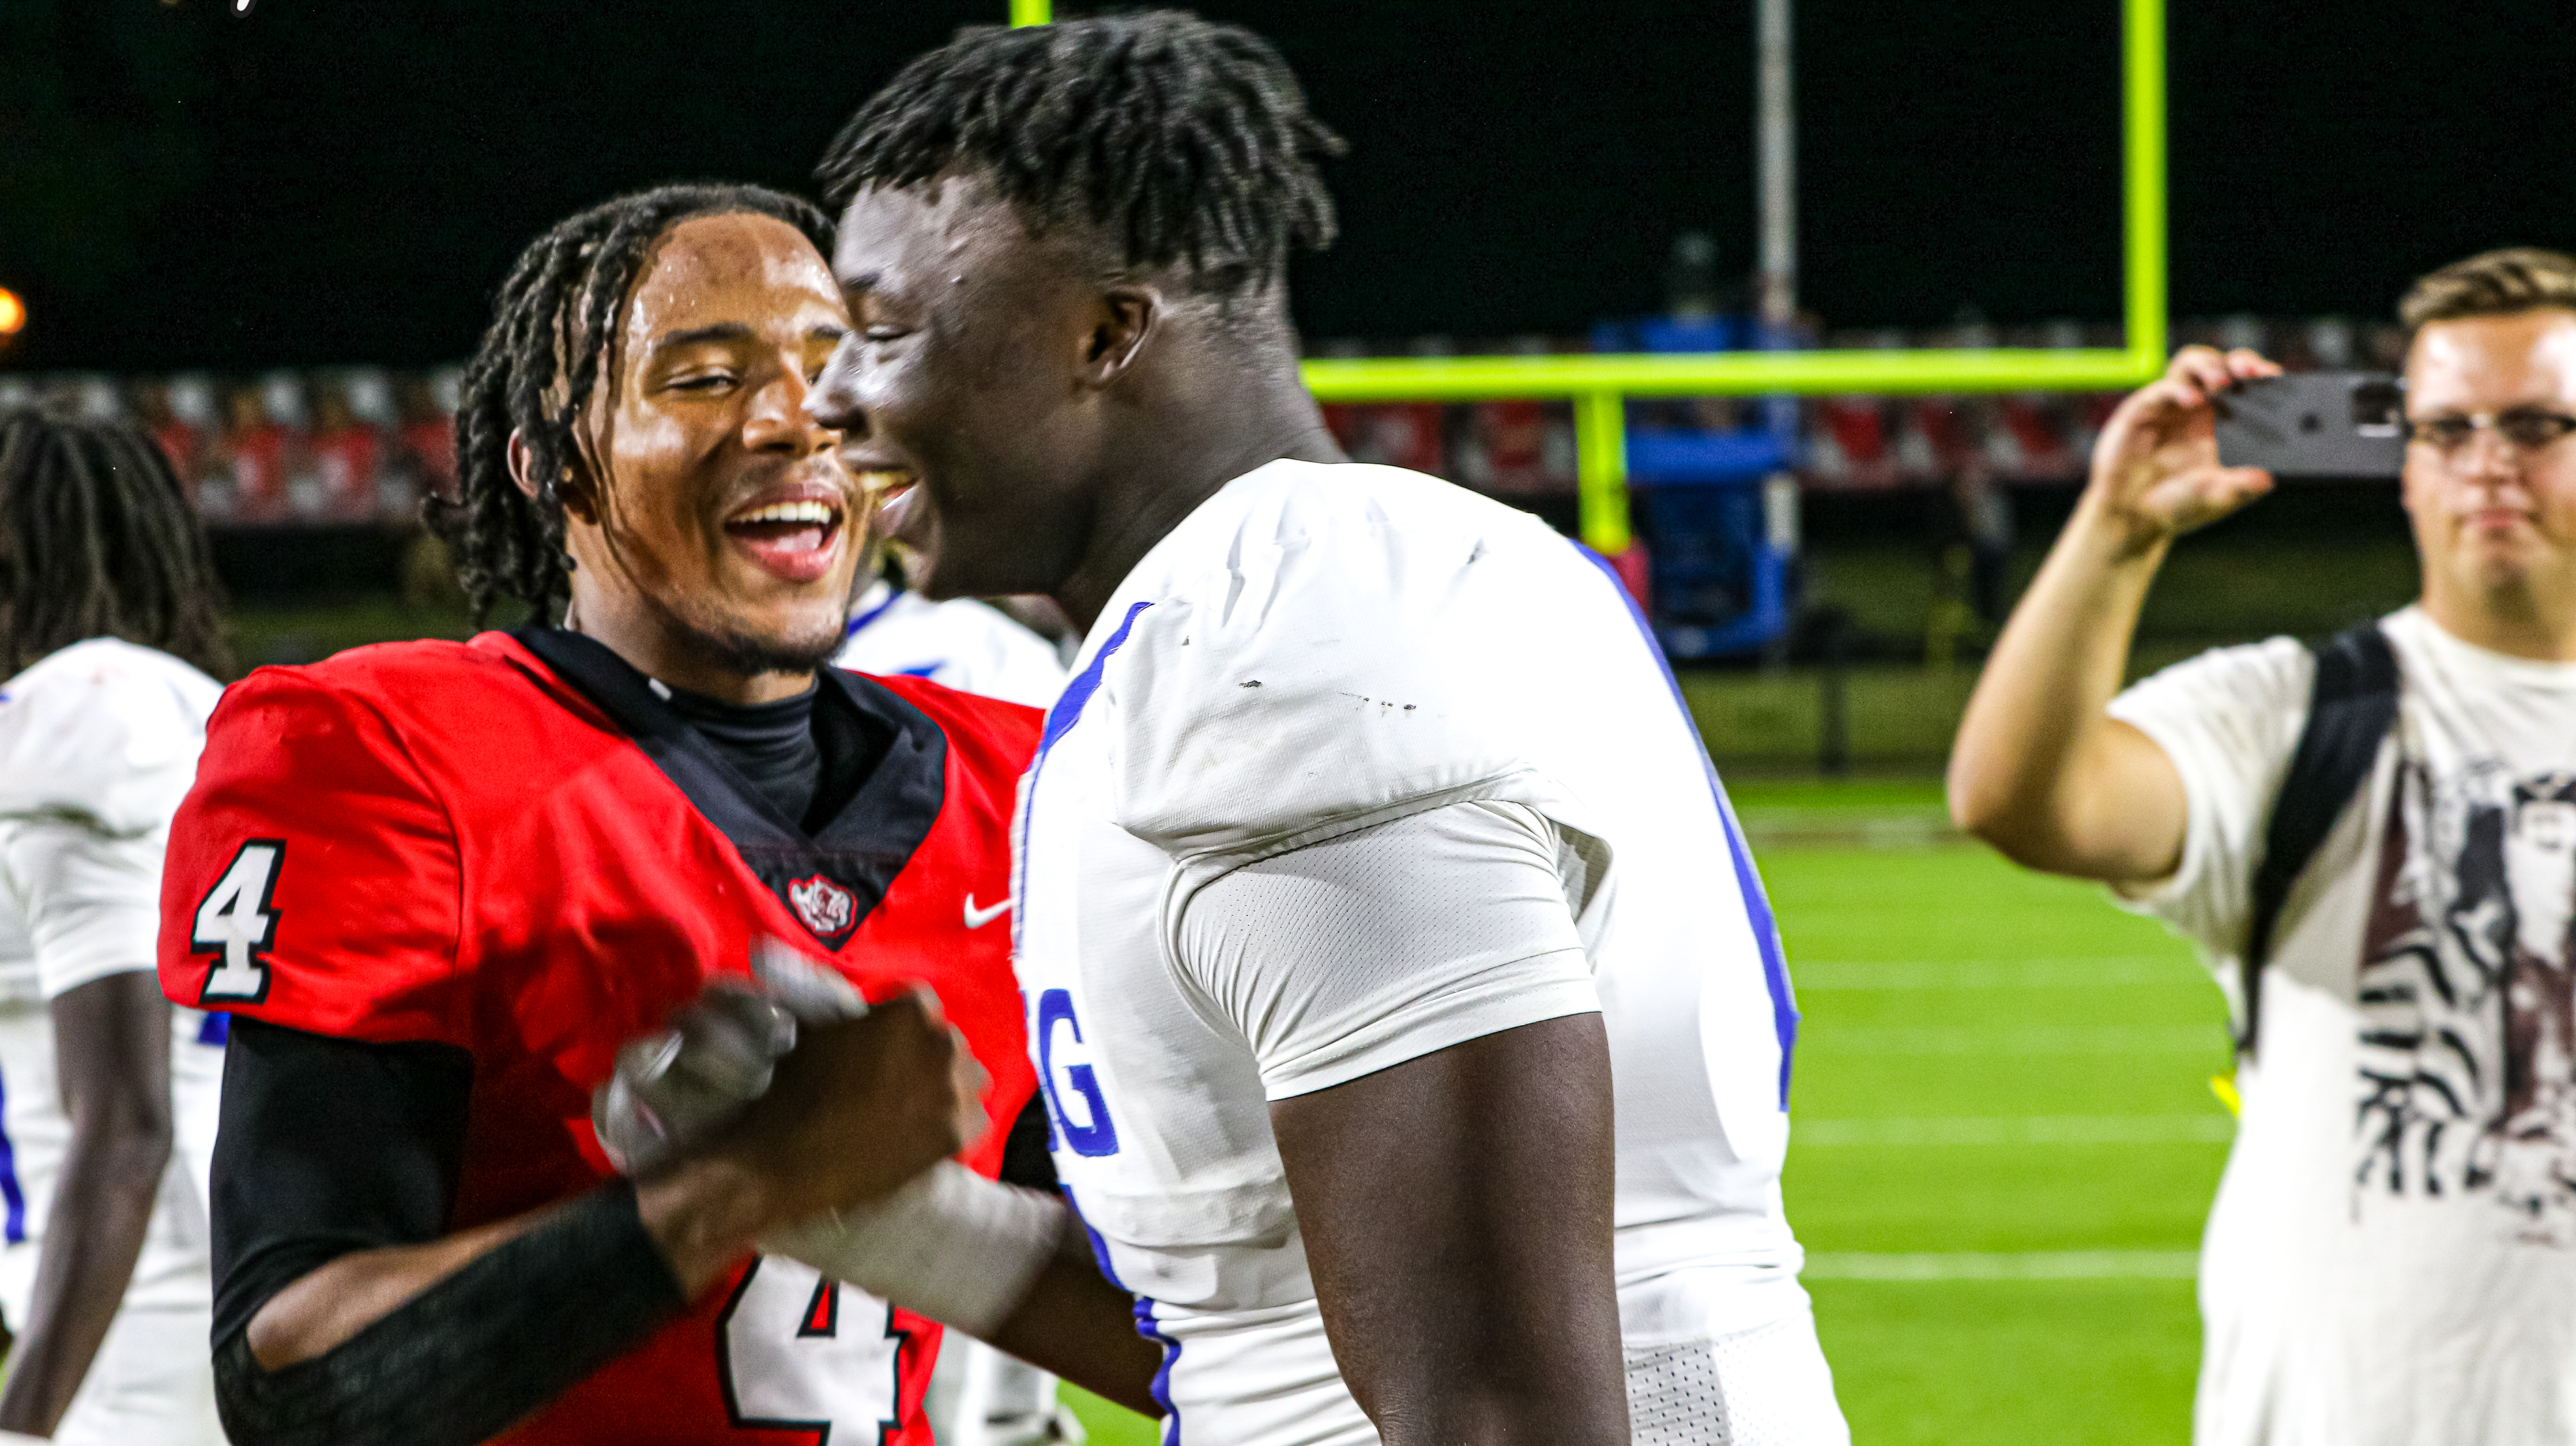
[1065,778,2235,1445]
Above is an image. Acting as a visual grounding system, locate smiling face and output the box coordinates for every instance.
[553,212,858,686]
[809,176,1112,601]
[2403,309,2576,633]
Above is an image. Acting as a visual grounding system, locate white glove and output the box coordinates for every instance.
[763,1161,1068,1339]
[592,939,868,1175]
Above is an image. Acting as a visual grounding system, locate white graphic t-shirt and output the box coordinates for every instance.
[2113,605,2576,1446]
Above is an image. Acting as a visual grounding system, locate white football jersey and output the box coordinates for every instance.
[0,637,227,1446]
[835,580,1067,709]
[1013,460,1825,1444]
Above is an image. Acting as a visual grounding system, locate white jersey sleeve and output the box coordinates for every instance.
[2104,635,2314,955]
[1104,473,1586,869]
[2,826,168,1000]
[0,639,222,998]
[1170,800,1601,1100]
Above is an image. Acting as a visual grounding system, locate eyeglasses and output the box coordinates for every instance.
[2402,408,2576,458]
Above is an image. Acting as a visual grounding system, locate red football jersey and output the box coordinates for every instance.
[158,629,1040,1446]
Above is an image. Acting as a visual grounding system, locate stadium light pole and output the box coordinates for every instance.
[1007,0,2169,556]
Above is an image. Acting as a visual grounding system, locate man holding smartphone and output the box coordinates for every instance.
[1951,246,2576,1445]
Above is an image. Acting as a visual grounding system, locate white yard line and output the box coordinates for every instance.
[1793,1114,2233,1147]
[1791,957,2193,990]
[1803,1250,2200,1281]
[1813,1025,2218,1054]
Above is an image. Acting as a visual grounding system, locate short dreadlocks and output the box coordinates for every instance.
[432,183,835,625]
[0,408,232,680]
[817,11,1344,298]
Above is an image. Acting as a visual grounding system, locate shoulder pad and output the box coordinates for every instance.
[1104,463,1582,861]
[0,641,221,836]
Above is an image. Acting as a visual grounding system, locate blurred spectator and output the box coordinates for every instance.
[1987,394,2079,481]
[260,371,331,520]
[1461,396,1577,534]
[1349,400,1447,475]
[1311,337,1447,479]
[212,384,293,523]
[307,379,385,522]
[1806,396,1894,488]
[130,378,209,501]
[1451,336,1578,535]
[1947,456,2013,624]
[1897,395,1978,480]
[397,370,461,504]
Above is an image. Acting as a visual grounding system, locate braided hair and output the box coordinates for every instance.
[432,183,835,625]
[0,408,233,680]
[817,11,1344,300]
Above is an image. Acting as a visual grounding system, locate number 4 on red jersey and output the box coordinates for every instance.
[193,839,284,1004]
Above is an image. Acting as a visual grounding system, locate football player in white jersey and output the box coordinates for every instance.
[623,13,1844,1446]
[0,410,231,1446]
[835,545,1067,709]
[803,15,1844,1444]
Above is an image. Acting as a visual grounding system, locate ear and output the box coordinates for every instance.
[506,427,543,500]
[507,427,597,522]
[1079,283,1162,388]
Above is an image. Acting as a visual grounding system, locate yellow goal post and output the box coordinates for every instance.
[1007,0,2169,554]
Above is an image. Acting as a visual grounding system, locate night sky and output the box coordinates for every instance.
[4,0,2571,371]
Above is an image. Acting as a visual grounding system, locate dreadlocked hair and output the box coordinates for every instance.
[0,408,233,681]
[430,183,835,626]
[818,11,1344,298]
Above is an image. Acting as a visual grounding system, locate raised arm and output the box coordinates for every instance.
[1949,345,2281,883]
[0,972,174,1438]
[1272,1014,1626,1446]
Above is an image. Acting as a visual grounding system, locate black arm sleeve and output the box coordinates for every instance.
[213,1182,685,1446]
[209,1018,688,1446]
[211,1017,476,1345]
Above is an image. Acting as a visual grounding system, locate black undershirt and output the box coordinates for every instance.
[658,683,825,828]
[651,673,883,836]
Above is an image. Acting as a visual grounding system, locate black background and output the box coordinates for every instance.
[3,0,2568,370]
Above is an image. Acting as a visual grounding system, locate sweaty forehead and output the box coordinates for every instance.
[832,176,1081,299]
[622,213,842,342]
[2408,309,2576,409]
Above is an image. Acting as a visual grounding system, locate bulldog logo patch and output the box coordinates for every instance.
[787,874,857,943]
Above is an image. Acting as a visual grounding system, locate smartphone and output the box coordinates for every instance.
[2212,372,2405,479]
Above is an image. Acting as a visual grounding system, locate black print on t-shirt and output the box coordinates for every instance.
[2355,758,2576,1237]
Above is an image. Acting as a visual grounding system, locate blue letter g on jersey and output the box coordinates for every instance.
[1036,988,1120,1157]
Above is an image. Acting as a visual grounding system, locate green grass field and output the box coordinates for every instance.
[1066,779,2235,1445]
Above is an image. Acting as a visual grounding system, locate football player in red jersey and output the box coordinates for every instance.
[155,183,1154,1446]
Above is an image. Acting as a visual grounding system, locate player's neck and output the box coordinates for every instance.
[561,587,821,705]
[1050,369,1343,635]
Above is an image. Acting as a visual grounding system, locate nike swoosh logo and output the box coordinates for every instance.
[964,894,1014,930]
